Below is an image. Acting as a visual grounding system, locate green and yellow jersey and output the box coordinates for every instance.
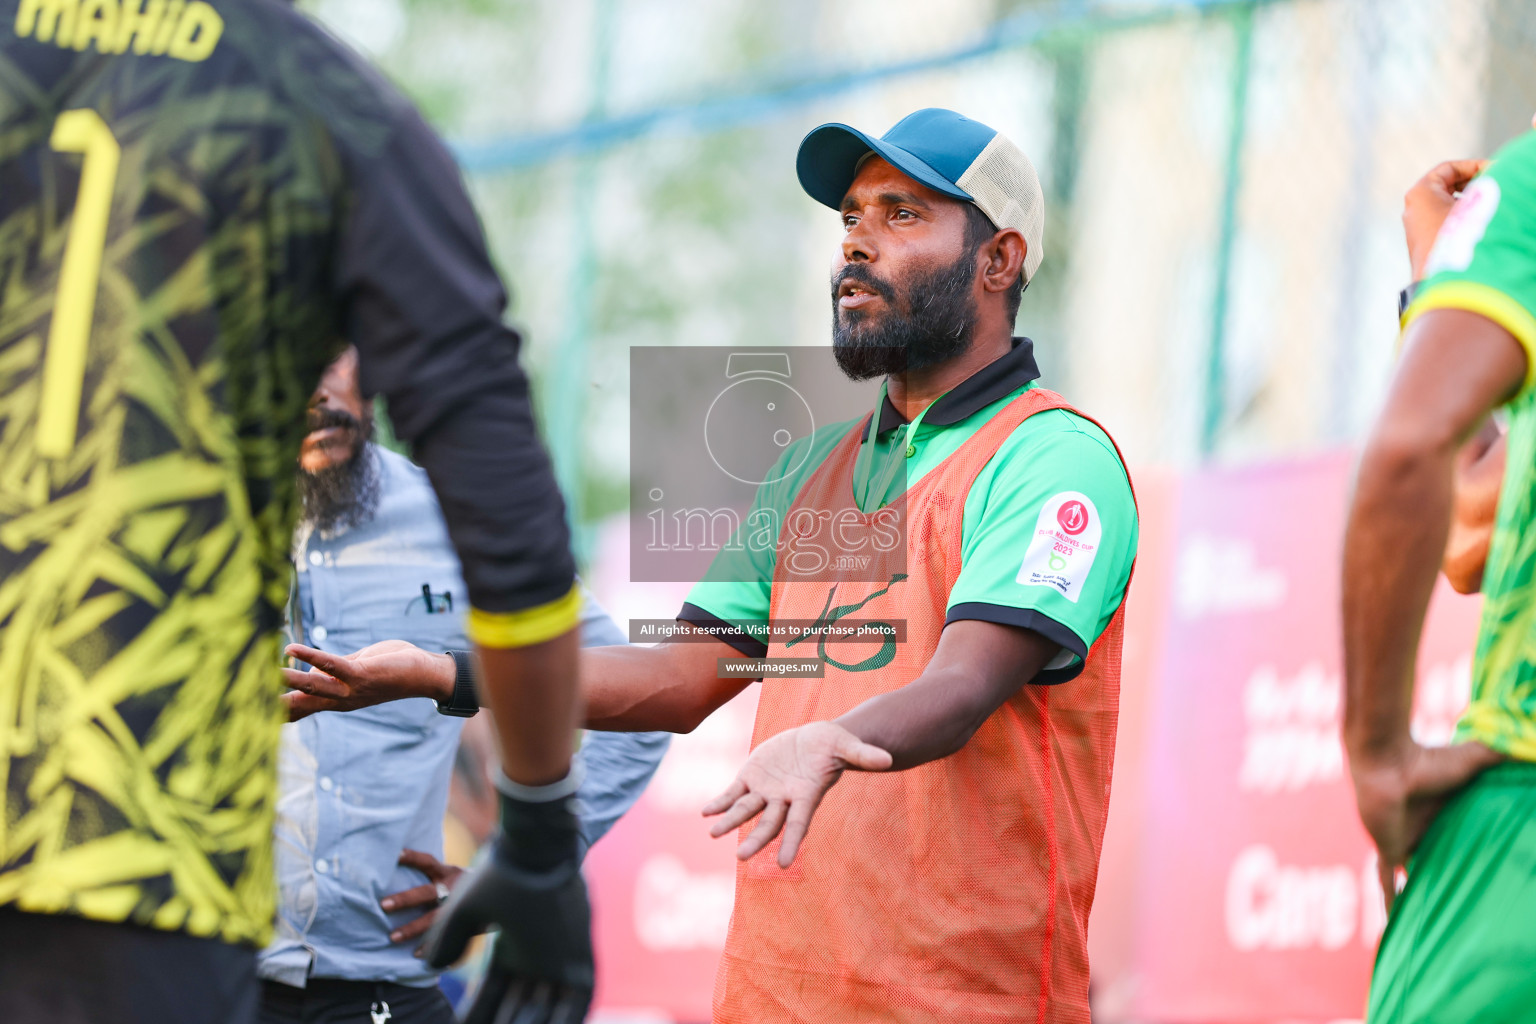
[1406,130,1536,760]
[1,0,575,945]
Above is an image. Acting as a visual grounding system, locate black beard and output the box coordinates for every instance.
[299,414,380,533]
[830,249,978,381]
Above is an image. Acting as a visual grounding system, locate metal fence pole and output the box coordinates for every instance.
[547,0,615,564]
[1202,1,1255,457]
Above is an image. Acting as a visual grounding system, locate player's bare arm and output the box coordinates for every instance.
[1398,158,1507,595]
[703,620,1062,867]
[1342,308,1518,900]
[1443,418,1505,594]
[579,633,757,731]
[476,631,582,784]
[285,626,754,733]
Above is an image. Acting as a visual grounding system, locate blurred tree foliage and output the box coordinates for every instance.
[303,0,1062,534]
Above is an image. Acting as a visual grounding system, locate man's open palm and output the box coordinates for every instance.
[282,640,449,720]
[703,721,891,868]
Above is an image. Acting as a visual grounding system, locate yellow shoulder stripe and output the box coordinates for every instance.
[1403,280,1536,396]
[467,584,582,649]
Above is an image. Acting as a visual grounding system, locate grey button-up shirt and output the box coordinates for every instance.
[259,445,668,987]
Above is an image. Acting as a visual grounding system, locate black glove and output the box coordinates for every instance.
[422,784,593,1024]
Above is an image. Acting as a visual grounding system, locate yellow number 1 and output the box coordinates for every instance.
[40,109,119,459]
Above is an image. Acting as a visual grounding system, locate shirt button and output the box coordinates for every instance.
[315,859,329,874]
[319,777,333,792]
[311,625,328,641]
[308,550,323,566]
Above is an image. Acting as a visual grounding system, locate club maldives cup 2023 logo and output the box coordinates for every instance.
[1057,499,1090,536]
[1017,492,1101,603]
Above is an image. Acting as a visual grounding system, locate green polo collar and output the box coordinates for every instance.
[862,336,1041,442]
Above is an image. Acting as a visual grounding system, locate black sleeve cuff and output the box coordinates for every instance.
[944,603,1089,685]
[676,602,768,658]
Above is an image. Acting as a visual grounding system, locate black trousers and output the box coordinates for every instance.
[259,978,457,1024]
[0,907,259,1024]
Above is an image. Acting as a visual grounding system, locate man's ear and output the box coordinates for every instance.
[980,229,1027,294]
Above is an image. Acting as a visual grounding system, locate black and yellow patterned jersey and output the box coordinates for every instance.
[0,0,575,945]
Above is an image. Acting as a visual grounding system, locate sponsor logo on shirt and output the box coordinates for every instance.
[1017,492,1101,603]
[785,573,906,672]
[1425,175,1501,276]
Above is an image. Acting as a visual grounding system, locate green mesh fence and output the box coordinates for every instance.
[308,0,1536,555]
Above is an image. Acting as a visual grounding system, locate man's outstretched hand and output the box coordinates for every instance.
[282,640,457,720]
[422,790,593,1024]
[1352,740,1504,910]
[703,721,891,868]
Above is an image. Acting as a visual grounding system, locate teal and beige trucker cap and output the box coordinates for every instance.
[796,107,1046,284]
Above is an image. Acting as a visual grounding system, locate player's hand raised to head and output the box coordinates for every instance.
[1402,158,1490,280]
[281,640,457,720]
[703,721,891,868]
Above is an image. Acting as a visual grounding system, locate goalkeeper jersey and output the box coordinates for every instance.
[0,0,575,944]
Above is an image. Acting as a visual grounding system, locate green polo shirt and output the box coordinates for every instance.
[679,339,1138,682]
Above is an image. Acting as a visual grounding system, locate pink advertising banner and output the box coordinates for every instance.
[585,687,759,1022]
[1126,452,1480,1023]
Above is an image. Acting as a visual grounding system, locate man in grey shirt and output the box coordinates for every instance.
[260,348,669,1024]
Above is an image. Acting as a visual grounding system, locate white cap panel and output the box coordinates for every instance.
[956,133,1046,283]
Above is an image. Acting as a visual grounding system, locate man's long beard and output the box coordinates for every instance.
[830,249,978,381]
[299,411,380,533]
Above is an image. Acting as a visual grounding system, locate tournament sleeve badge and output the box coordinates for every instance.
[1016,491,1102,603]
[1424,175,1501,277]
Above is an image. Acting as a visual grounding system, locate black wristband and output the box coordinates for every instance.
[436,649,479,717]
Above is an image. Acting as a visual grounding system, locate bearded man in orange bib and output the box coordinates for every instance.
[284,108,1138,1024]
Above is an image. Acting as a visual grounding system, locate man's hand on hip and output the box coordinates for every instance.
[1351,740,1504,909]
[281,640,457,720]
[381,849,465,954]
[703,721,891,868]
